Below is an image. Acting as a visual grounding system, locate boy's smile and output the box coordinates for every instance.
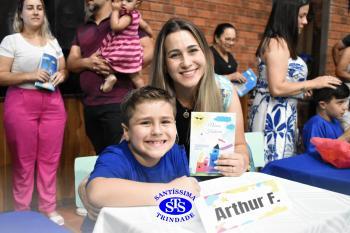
[123,100,177,167]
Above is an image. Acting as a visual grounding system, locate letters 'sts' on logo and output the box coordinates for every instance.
[159,197,192,215]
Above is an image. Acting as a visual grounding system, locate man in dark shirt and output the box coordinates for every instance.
[67,0,153,154]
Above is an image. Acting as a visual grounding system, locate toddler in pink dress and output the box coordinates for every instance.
[99,0,153,92]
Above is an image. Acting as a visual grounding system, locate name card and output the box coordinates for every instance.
[195,179,290,233]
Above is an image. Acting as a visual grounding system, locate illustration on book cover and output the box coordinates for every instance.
[189,112,236,176]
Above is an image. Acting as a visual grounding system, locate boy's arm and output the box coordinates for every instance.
[338,127,350,142]
[139,18,153,38]
[302,119,323,155]
[86,176,200,208]
[304,118,348,153]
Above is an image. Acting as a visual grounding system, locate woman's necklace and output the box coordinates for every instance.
[183,109,190,118]
[177,98,192,119]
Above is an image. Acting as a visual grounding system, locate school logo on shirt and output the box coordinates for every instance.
[154,189,196,222]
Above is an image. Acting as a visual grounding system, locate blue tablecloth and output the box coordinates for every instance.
[261,153,350,195]
[0,211,70,233]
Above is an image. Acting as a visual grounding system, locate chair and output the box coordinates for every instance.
[74,155,98,212]
[245,132,265,171]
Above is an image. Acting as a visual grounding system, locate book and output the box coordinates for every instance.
[34,53,58,92]
[195,177,290,233]
[233,68,257,97]
[189,112,236,176]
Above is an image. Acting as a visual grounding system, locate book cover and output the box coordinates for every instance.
[34,53,58,92]
[233,68,257,97]
[189,112,236,176]
[195,178,290,233]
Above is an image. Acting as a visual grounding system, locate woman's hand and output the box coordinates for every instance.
[215,153,246,176]
[27,69,50,83]
[303,90,313,99]
[311,76,342,89]
[51,70,66,87]
[78,177,101,221]
[227,72,246,83]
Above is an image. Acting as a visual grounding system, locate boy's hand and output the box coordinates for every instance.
[168,176,200,197]
[339,127,350,142]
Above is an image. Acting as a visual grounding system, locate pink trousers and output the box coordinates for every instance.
[4,87,66,213]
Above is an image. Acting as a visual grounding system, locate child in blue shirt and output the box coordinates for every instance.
[303,82,350,158]
[81,86,200,232]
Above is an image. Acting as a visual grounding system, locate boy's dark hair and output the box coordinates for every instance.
[313,82,350,104]
[308,82,349,116]
[121,86,176,126]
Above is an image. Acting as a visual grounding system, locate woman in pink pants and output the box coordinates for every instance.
[0,0,67,226]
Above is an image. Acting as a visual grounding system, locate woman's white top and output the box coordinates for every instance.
[0,33,63,89]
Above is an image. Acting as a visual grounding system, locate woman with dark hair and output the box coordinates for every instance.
[210,23,246,83]
[249,0,341,163]
[0,0,67,225]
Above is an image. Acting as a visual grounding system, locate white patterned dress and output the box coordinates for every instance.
[248,57,308,163]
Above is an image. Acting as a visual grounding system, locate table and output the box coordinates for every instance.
[92,172,350,233]
[0,211,70,233]
[261,153,350,195]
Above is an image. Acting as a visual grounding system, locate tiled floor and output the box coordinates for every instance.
[57,204,84,233]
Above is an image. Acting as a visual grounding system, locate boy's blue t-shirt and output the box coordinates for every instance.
[82,141,189,233]
[88,140,189,184]
[302,114,344,158]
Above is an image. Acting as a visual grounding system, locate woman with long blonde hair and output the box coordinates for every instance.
[151,18,249,177]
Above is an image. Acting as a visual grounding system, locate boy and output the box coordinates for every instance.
[81,86,200,232]
[303,82,350,158]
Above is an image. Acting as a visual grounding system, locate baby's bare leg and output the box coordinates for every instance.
[100,74,117,93]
